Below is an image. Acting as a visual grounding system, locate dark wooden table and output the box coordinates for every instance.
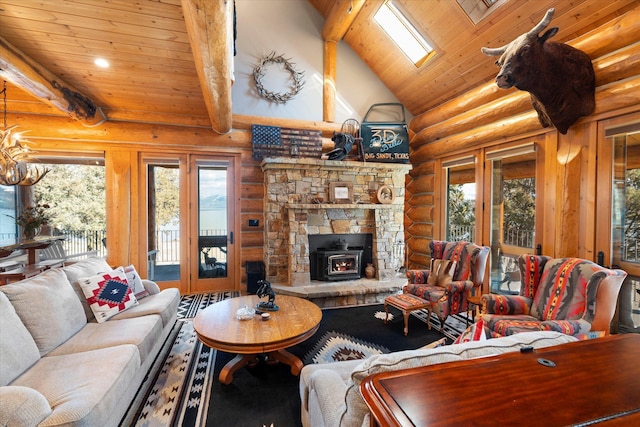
[361,334,640,426]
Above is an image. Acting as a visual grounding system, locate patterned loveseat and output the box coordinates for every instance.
[480,255,627,337]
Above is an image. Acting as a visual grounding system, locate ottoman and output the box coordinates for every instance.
[384,293,432,336]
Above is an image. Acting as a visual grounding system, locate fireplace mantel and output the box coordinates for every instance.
[262,157,411,286]
[287,203,401,210]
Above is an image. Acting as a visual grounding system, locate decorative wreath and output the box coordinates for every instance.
[252,52,305,104]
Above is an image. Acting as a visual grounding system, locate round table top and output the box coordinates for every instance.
[193,294,322,354]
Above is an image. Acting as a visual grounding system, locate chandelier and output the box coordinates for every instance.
[0,81,48,186]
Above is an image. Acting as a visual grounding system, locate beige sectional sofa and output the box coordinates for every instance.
[0,257,180,427]
[299,331,578,427]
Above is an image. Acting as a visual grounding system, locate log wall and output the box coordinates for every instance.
[405,6,640,270]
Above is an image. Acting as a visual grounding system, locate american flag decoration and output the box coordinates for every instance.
[252,124,322,161]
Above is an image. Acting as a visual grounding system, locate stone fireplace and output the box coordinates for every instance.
[261,157,412,287]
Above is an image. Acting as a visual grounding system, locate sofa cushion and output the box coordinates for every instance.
[427,259,456,287]
[0,386,52,426]
[47,315,163,364]
[339,331,578,426]
[78,267,139,323]
[0,268,86,356]
[530,258,594,321]
[110,287,180,327]
[11,345,141,427]
[0,292,40,386]
[62,257,113,321]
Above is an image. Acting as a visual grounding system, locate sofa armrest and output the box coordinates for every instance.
[141,279,161,295]
[0,386,52,426]
[307,370,348,427]
[482,294,532,315]
[441,280,474,294]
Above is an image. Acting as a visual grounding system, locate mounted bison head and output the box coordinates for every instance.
[481,8,595,134]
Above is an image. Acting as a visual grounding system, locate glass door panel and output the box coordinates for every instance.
[145,162,182,284]
[198,166,228,279]
[604,120,640,332]
[487,144,537,295]
[191,157,236,292]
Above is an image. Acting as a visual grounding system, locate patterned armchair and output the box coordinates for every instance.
[405,240,490,331]
[481,255,627,337]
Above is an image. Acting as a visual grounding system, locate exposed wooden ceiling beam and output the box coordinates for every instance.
[321,0,365,42]
[181,0,233,134]
[0,35,106,127]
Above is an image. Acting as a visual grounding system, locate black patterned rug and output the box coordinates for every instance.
[133,294,464,427]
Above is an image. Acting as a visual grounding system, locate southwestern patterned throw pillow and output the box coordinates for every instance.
[78,267,139,323]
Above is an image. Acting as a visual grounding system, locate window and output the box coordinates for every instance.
[373,1,435,67]
[457,0,506,24]
[0,185,17,246]
[33,156,106,258]
[443,156,476,242]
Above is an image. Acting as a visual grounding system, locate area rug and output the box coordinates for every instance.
[177,291,240,319]
[134,294,464,427]
[133,320,214,427]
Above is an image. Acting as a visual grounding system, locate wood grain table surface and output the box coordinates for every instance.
[193,294,322,384]
[361,334,640,426]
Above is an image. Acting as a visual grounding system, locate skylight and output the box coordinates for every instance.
[373,1,434,67]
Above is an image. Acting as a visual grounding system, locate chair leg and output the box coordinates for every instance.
[425,307,432,330]
[384,302,390,324]
[402,311,409,336]
[439,316,446,333]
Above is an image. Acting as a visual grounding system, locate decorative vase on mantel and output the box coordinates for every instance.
[365,263,376,279]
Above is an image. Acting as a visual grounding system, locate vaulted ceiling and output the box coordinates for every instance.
[1,0,638,133]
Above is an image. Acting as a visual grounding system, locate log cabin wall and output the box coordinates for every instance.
[5,111,341,294]
[405,6,640,275]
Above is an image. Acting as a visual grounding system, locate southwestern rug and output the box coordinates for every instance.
[132,293,465,427]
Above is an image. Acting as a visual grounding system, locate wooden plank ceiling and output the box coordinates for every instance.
[1,0,638,132]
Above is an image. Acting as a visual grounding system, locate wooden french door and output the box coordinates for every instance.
[141,154,238,294]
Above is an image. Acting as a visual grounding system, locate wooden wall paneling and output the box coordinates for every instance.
[411,111,542,163]
[533,134,550,257]
[433,158,444,240]
[594,118,616,266]
[323,41,337,123]
[410,5,640,141]
[407,193,434,207]
[581,121,600,261]
[410,74,640,165]
[555,130,584,258]
[105,150,132,268]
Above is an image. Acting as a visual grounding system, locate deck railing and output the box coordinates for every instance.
[3,229,638,264]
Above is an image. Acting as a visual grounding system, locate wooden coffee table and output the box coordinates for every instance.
[193,294,322,385]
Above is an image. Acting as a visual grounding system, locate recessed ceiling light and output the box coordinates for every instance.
[94,58,110,68]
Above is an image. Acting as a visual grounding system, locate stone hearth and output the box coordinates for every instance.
[261,157,412,305]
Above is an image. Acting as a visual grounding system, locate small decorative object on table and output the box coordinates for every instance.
[256,279,279,311]
[17,203,50,240]
[236,305,256,320]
